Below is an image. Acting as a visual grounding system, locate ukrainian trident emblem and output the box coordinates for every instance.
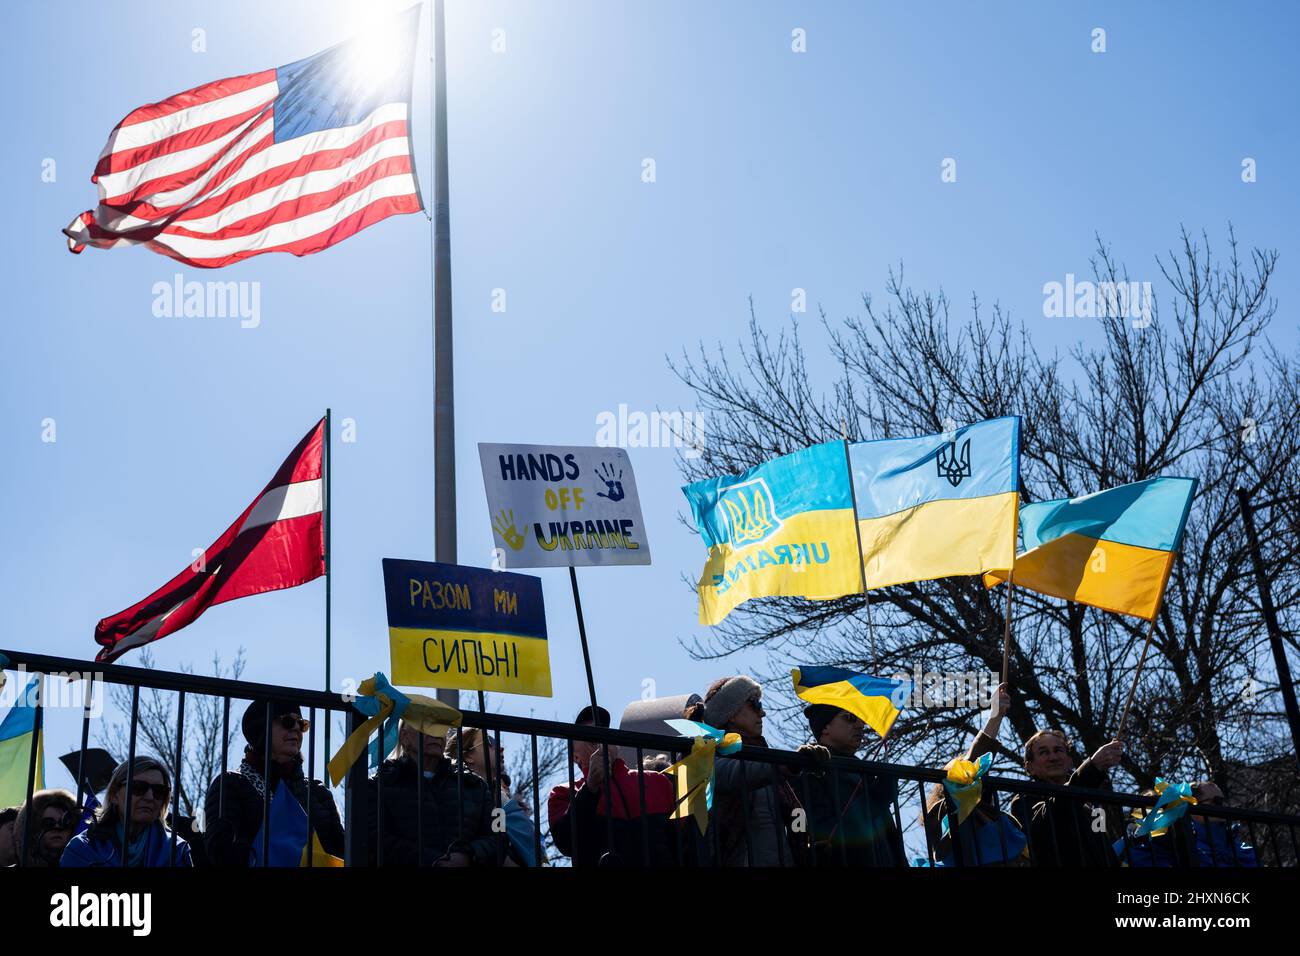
[717,479,782,547]
[936,438,972,487]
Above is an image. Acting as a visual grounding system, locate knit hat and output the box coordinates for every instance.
[803,704,840,741]
[703,676,762,728]
[241,699,302,750]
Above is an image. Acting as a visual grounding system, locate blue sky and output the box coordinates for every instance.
[2,0,1297,795]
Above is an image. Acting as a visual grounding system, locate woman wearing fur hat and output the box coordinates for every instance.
[683,675,821,866]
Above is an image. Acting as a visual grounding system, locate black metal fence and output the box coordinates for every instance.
[4,648,1296,868]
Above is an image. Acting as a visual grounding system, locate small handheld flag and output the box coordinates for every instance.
[1133,779,1197,839]
[792,666,911,739]
[0,676,43,807]
[662,718,742,835]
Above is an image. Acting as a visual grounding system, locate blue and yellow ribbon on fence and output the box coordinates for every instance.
[663,718,742,835]
[940,751,993,835]
[327,673,461,787]
[1132,778,1197,838]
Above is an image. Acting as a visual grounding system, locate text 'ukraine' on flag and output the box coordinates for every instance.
[683,441,861,625]
[0,675,44,807]
[849,417,1020,589]
[792,666,912,739]
[64,6,423,268]
[984,477,1197,621]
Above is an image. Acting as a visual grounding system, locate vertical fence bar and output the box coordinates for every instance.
[915,780,935,865]
[219,697,231,817]
[493,727,505,863]
[416,725,425,867]
[566,738,578,865]
[171,690,186,865]
[20,672,45,867]
[530,734,542,867]
[736,754,753,867]
[635,746,649,865]
[306,706,316,869]
[455,724,465,847]
[375,712,386,867]
[260,700,272,867]
[123,684,140,865]
[798,772,817,866]
[342,706,369,867]
[74,678,92,816]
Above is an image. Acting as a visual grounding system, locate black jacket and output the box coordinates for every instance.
[803,757,905,867]
[548,780,678,867]
[1008,761,1117,867]
[367,756,502,866]
[203,757,344,867]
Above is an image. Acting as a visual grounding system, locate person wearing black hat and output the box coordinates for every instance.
[201,699,343,867]
[547,704,677,866]
[800,703,905,867]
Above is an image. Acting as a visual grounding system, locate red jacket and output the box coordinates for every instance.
[547,759,677,865]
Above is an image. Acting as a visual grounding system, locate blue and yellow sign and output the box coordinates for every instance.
[382,559,552,697]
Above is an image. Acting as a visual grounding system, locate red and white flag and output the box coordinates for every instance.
[63,7,423,268]
[94,419,325,662]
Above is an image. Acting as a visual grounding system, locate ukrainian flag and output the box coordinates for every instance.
[849,417,1020,588]
[985,477,1196,620]
[792,666,911,739]
[684,441,861,625]
[0,675,43,806]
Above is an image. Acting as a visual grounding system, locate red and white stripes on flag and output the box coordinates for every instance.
[94,420,325,663]
[64,7,423,268]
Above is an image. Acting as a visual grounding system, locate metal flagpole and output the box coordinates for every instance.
[431,0,459,709]
[324,409,332,768]
[1000,582,1014,685]
[1117,619,1157,738]
[569,566,600,715]
[841,434,876,666]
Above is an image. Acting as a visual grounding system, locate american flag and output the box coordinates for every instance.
[94,419,326,662]
[64,7,423,268]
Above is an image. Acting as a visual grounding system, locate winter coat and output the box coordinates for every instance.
[548,757,677,867]
[803,753,905,867]
[368,755,502,866]
[1008,759,1117,867]
[61,818,192,867]
[203,755,343,867]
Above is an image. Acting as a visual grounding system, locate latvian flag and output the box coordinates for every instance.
[94,420,326,663]
[64,7,423,268]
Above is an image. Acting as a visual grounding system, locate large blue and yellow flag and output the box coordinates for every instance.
[849,417,1020,588]
[792,666,911,739]
[683,441,861,625]
[984,477,1196,620]
[0,675,44,806]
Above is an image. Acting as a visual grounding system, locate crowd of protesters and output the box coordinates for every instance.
[0,676,1265,868]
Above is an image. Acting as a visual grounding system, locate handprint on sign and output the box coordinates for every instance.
[492,509,526,551]
[595,462,625,502]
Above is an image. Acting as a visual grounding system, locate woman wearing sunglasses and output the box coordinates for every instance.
[61,757,191,867]
[202,699,343,867]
